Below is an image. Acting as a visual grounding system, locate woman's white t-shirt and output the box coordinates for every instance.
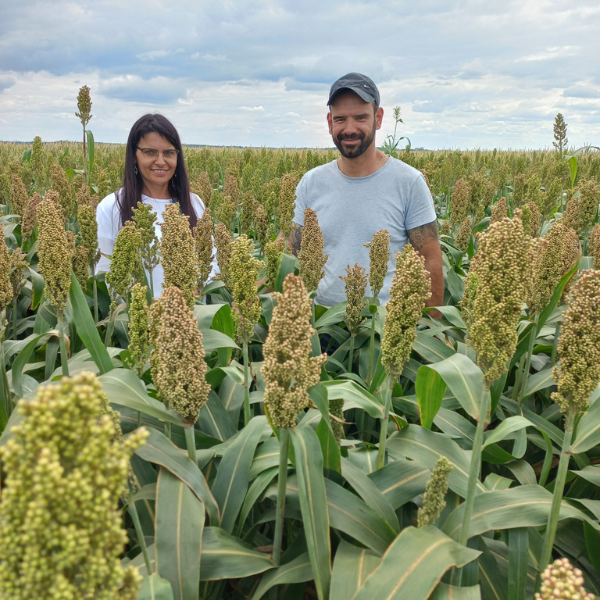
[96,190,210,294]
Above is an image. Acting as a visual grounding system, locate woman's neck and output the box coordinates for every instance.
[142,183,171,200]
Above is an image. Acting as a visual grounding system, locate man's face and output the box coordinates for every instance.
[327,91,383,159]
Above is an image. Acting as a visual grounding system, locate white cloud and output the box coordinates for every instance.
[239,106,265,111]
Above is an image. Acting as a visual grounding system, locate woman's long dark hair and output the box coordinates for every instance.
[118,113,197,228]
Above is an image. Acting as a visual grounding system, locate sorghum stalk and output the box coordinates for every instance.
[340,264,368,372]
[230,235,262,424]
[132,202,159,298]
[540,270,600,569]
[37,199,74,374]
[459,216,531,550]
[379,245,430,468]
[272,427,290,566]
[262,274,325,564]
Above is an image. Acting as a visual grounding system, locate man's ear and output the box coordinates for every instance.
[375,106,384,130]
[327,111,333,135]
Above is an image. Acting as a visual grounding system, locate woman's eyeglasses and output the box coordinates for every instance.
[137,147,179,159]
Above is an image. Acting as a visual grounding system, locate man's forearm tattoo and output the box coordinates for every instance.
[407,221,439,251]
[289,224,303,256]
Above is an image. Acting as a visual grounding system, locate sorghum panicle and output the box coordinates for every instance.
[240,190,256,235]
[75,85,93,127]
[490,196,508,225]
[265,237,284,289]
[535,558,594,600]
[127,283,149,377]
[132,202,160,275]
[527,201,542,237]
[72,244,90,291]
[381,245,431,378]
[364,229,390,298]
[455,216,472,252]
[0,373,146,600]
[160,203,198,308]
[106,221,143,310]
[78,202,101,271]
[263,274,325,429]
[340,264,368,336]
[277,173,297,238]
[217,195,238,232]
[50,164,75,222]
[149,286,211,424]
[214,222,233,287]
[299,208,328,293]
[21,191,40,242]
[527,221,579,315]
[562,194,582,234]
[0,225,13,312]
[230,235,262,343]
[450,178,470,228]
[193,172,212,207]
[193,207,214,290]
[576,178,599,232]
[222,174,240,205]
[10,174,28,217]
[37,199,73,313]
[551,270,600,415]
[467,216,531,385]
[417,457,453,528]
[589,223,600,268]
[253,203,270,254]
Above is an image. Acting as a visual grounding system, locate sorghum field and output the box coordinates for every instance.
[0,129,599,600]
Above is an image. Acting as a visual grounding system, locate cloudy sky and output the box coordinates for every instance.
[1,0,599,149]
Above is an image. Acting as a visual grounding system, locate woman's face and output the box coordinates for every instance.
[134,132,179,193]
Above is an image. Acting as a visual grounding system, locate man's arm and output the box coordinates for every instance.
[407,221,444,317]
[277,222,304,257]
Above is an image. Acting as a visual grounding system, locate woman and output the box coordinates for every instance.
[96,113,207,294]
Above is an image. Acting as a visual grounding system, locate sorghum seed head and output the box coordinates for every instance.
[299,208,328,293]
[214,222,232,287]
[381,244,431,378]
[263,274,325,429]
[193,207,214,290]
[160,203,198,308]
[340,264,368,335]
[417,457,453,528]
[552,270,600,415]
[364,229,390,298]
[535,557,594,600]
[149,287,211,424]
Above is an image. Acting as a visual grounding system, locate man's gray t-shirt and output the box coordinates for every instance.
[293,157,436,306]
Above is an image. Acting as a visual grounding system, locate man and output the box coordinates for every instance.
[287,72,443,313]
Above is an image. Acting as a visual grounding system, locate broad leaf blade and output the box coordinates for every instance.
[290,425,332,600]
[69,272,114,374]
[137,574,175,600]
[416,365,446,429]
[155,468,204,600]
[330,541,380,600]
[200,527,274,580]
[134,428,220,524]
[211,416,266,532]
[251,553,313,600]
[352,526,480,600]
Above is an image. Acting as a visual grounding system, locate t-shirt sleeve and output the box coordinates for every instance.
[95,193,120,274]
[404,174,437,231]
[190,192,205,217]
[293,175,308,226]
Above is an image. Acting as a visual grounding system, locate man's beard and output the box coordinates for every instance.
[333,124,376,159]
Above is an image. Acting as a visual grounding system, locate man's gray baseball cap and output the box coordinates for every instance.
[327,73,380,106]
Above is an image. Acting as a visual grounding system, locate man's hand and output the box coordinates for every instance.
[407,221,444,319]
[277,222,304,257]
